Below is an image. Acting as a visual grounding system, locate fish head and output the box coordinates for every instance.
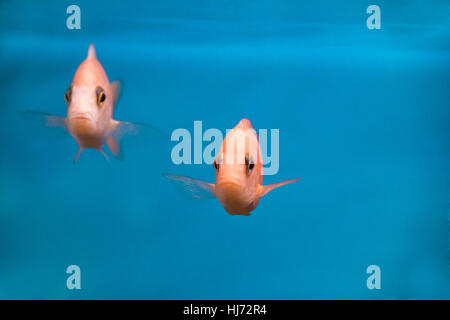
[65,44,113,140]
[213,119,263,214]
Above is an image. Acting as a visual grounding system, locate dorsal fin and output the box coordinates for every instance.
[88,44,97,59]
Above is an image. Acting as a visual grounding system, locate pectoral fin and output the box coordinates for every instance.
[163,173,215,199]
[24,110,67,129]
[110,80,121,106]
[24,110,68,141]
[107,135,121,158]
[109,120,163,140]
[107,119,164,159]
[259,177,301,197]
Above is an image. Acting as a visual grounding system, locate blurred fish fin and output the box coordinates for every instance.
[73,148,84,164]
[110,80,121,106]
[88,44,96,58]
[107,135,123,159]
[109,119,164,141]
[24,110,68,141]
[260,177,301,197]
[109,120,164,156]
[97,148,110,162]
[163,173,215,199]
[24,110,67,129]
[108,120,164,159]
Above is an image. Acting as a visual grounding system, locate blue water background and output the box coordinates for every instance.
[0,1,449,299]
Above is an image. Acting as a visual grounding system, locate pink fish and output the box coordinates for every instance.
[26,44,150,163]
[165,119,300,216]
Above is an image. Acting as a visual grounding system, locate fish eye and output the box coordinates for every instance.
[214,155,222,171]
[64,87,72,104]
[96,86,106,107]
[245,154,255,175]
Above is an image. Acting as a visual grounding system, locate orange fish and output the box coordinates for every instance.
[164,119,300,216]
[26,44,150,163]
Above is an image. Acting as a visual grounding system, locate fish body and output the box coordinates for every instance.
[213,119,263,215]
[165,119,300,216]
[66,45,116,158]
[26,44,146,162]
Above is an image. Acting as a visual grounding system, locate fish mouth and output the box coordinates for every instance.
[216,180,252,212]
[216,179,243,198]
[217,179,241,189]
[69,112,93,121]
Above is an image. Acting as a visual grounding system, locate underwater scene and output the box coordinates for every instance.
[0,0,449,299]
